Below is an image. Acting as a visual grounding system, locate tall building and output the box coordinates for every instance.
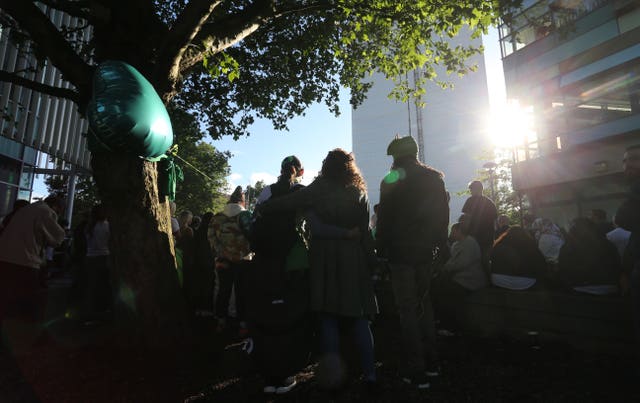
[0,6,90,216]
[352,30,493,222]
[501,0,640,227]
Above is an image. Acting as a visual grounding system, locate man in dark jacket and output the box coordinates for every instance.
[376,135,449,389]
[616,144,640,355]
[462,180,497,269]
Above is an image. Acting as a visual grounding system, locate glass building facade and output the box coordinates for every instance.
[501,0,640,226]
[0,5,90,216]
[0,136,37,215]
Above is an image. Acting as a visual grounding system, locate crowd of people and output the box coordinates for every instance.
[200,140,639,393]
[0,139,638,395]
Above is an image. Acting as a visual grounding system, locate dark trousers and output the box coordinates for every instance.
[431,273,471,330]
[475,232,494,273]
[186,263,215,313]
[215,261,246,320]
[389,262,438,373]
[84,255,112,319]
[253,315,312,383]
[0,261,43,330]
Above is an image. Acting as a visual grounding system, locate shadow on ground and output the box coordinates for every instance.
[1,275,638,402]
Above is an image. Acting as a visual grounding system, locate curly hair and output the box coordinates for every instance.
[320,148,366,192]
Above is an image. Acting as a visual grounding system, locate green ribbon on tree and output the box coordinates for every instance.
[157,146,184,201]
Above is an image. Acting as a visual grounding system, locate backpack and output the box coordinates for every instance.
[250,182,303,258]
[208,210,251,262]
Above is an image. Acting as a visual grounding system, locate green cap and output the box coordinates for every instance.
[387,136,418,159]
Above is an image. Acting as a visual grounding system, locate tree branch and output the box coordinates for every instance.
[1,0,93,98]
[273,0,334,18]
[152,0,221,99]
[178,1,337,75]
[0,70,80,103]
[178,1,278,74]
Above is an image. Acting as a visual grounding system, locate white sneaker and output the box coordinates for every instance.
[275,377,297,394]
[402,375,430,389]
[240,338,254,354]
[263,385,277,394]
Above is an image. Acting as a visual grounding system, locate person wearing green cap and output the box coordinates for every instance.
[248,155,307,395]
[376,135,449,389]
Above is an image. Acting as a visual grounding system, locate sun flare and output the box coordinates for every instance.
[488,100,536,149]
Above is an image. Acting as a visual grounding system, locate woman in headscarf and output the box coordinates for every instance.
[532,217,565,266]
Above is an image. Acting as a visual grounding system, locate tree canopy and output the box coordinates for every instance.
[0,0,518,141]
[245,179,266,211]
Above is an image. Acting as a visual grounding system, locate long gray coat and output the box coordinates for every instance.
[260,177,378,318]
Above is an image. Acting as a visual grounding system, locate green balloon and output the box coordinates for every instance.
[87,61,173,158]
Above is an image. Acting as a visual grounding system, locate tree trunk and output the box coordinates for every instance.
[91,152,188,347]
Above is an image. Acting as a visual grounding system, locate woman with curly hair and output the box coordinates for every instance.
[258,148,378,388]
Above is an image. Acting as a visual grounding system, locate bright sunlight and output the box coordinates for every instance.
[488,100,536,149]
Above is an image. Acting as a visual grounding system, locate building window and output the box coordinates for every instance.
[23,147,37,165]
[19,164,34,189]
[500,1,553,57]
[0,183,18,216]
[18,189,31,202]
[618,7,640,33]
[499,0,610,58]
[549,67,640,134]
[0,156,21,185]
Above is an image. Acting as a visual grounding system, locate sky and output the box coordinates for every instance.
[212,28,508,193]
[210,86,353,191]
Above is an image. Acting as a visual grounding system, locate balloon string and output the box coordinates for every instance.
[171,153,217,184]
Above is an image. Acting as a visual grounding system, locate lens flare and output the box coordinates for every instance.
[383,168,406,184]
[118,284,137,312]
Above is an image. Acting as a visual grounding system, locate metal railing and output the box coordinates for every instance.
[498,0,611,58]
[513,136,563,163]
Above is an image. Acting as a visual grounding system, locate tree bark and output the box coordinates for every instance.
[91,151,188,347]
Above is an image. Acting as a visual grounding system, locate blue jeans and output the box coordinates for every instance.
[319,314,376,381]
[389,262,437,373]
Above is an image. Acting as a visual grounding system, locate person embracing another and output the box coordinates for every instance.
[247,155,309,395]
[258,149,379,390]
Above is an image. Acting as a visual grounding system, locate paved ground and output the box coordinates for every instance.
[1,275,638,402]
[194,317,639,402]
